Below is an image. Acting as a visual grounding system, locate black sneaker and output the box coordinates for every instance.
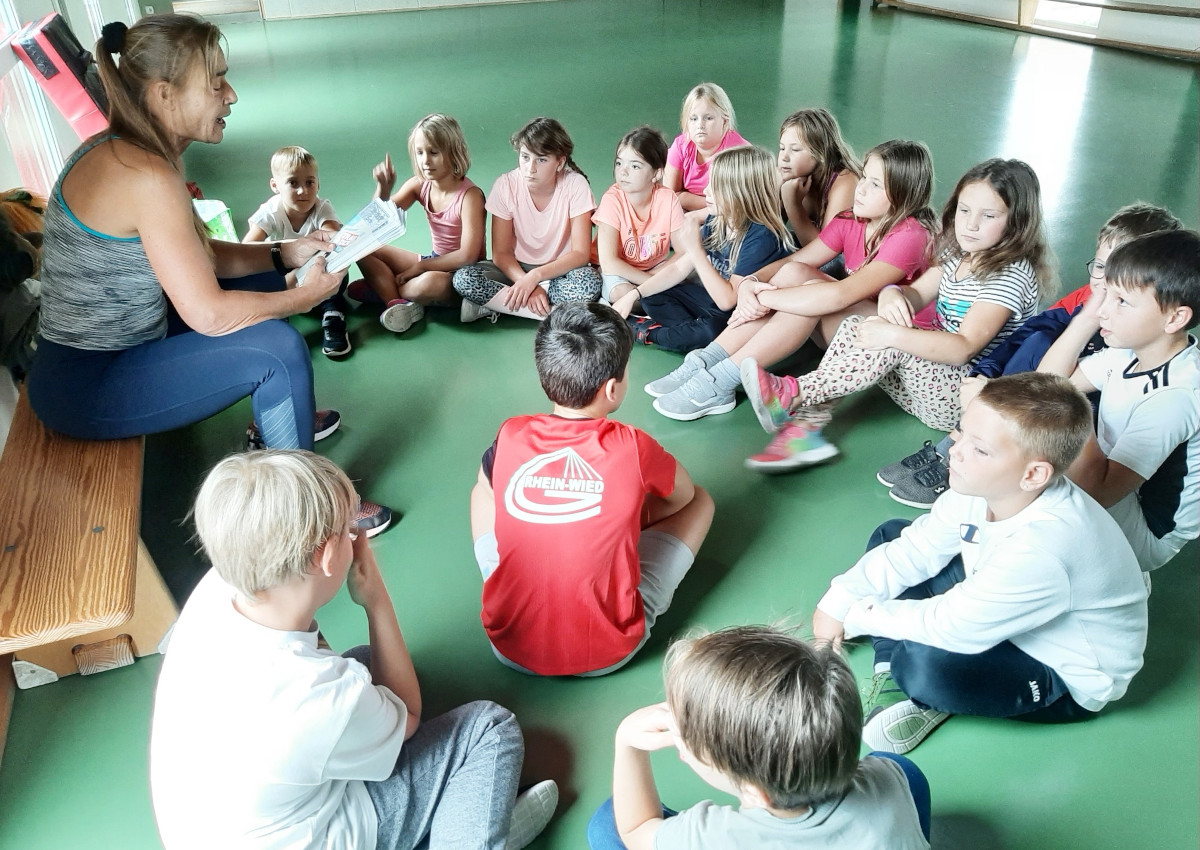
[355,501,394,538]
[888,459,950,509]
[246,409,342,450]
[876,440,942,488]
[322,311,351,358]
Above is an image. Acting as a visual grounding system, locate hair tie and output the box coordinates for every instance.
[101,21,127,54]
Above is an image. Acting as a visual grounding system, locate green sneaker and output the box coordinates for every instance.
[861,670,908,718]
[862,699,949,754]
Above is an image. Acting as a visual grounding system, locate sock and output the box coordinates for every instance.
[710,357,742,393]
[935,432,954,460]
[696,341,730,369]
[484,290,545,321]
[874,661,892,675]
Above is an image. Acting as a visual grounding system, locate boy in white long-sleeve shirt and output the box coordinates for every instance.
[813,372,1148,754]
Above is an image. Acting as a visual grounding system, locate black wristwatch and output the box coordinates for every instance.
[270,242,292,275]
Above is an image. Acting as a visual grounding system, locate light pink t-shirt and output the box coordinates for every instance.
[486,169,596,266]
[817,213,931,284]
[592,184,685,272]
[666,129,750,195]
[419,177,483,259]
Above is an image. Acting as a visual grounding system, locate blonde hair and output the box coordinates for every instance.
[665,626,862,809]
[680,82,737,134]
[192,451,357,598]
[858,139,936,263]
[976,373,1092,474]
[96,14,224,251]
[705,146,795,270]
[778,108,862,226]
[270,145,317,176]
[408,113,471,178]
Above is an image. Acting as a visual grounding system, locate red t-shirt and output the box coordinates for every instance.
[483,415,677,675]
[1052,283,1091,313]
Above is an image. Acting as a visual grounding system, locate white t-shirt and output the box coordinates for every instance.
[1078,339,1200,571]
[654,757,928,850]
[150,570,407,850]
[933,256,1039,363]
[248,195,338,240]
[818,478,1147,711]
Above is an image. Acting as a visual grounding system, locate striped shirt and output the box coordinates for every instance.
[933,257,1038,364]
[38,137,168,350]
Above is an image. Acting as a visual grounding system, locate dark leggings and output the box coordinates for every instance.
[868,519,1092,722]
[28,271,315,450]
[640,279,731,353]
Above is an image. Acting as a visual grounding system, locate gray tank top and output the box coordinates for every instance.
[38,137,169,349]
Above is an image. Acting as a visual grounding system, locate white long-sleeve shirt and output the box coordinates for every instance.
[818,478,1148,711]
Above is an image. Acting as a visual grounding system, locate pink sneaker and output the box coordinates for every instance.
[745,422,839,473]
[739,357,800,433]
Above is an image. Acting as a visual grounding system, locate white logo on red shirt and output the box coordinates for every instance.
[503,448,605,524]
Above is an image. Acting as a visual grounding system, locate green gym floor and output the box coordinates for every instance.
[2,1,1197,847]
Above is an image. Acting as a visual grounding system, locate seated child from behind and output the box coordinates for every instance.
[590,625,930,850]
[470,302,714,676]
[1039,228,1200,572]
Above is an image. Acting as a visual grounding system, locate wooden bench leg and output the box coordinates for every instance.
[0,654,14,766]
[15,539,178,679]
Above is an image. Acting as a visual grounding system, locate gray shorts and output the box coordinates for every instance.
[473,529,695,676]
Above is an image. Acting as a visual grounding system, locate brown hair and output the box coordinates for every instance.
[534,303,633,408]
[859,139,936,263]
[1097,202,1182,250]
[511,117,587,181]
[934,158,1052,300]
[1104,229,1200,327]
[615,125,669,173]
[705,146,795,270]
[778,108,862,226]
[976,373,1093,473]
[665,626,861,810]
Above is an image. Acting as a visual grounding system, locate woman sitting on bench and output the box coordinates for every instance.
[25,14,392,534]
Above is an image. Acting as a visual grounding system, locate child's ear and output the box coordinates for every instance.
[1020,459,1054,492]
[653,168,663,184]
[1164,304,1192,334]
[269,177,279,194]
[314,536,339,579]
[602,376,621,403]
[738,782,773,811]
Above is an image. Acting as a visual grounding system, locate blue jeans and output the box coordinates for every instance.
[29,271,315,449]
[585,753,931,847]
[640,279,732,353]
[867,519,1091,722]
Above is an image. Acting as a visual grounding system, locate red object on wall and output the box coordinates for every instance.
[10,13,109,140]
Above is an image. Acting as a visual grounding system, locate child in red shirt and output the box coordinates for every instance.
[470,303,714,676]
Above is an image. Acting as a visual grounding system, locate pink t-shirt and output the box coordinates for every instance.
[420,177,483,259]
[592,184,685,272]
[666,129,750,195]
[817,213,931,284]
[486,169,596,266]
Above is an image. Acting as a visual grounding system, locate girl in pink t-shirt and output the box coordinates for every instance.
[664,82,749,212]
[452,117,601,322]
[593,126,685,308]
[365,114,486,333]
[646,140,936,423]
[777,108,862,248]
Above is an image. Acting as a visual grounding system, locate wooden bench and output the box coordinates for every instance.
[0,388,177,763]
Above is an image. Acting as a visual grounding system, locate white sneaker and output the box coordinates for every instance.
[380,299,424,333]
[461,299,498,324]
[506,780,558,850]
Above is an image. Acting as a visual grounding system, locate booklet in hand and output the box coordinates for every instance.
[297,198,406,284]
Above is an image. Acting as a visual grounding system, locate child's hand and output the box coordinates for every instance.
[876,286,914,328]
[373,154,396,199]
[811,607,845,651]
[616,703,677,752]
[853,316,898,350]
[611,288,639,319]
[677,212,705,255]
[734,276,770,323]
[503,271,546,314]
[346,531,389,611]
[1077,282,1107,324]
[959,375,988,410]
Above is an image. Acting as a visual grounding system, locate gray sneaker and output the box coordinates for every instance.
[653,369,735,421]
[461,299,498,324]
[645,351,707,398]
[888,459,950,509]
[877,440,943,488]
[380,299,425,333]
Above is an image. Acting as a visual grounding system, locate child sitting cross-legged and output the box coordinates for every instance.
[813,373,1148,755]
[587,625,931,850]
[150,450,557,850]
[470,303,714,676]
[1038,228,1200,573]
